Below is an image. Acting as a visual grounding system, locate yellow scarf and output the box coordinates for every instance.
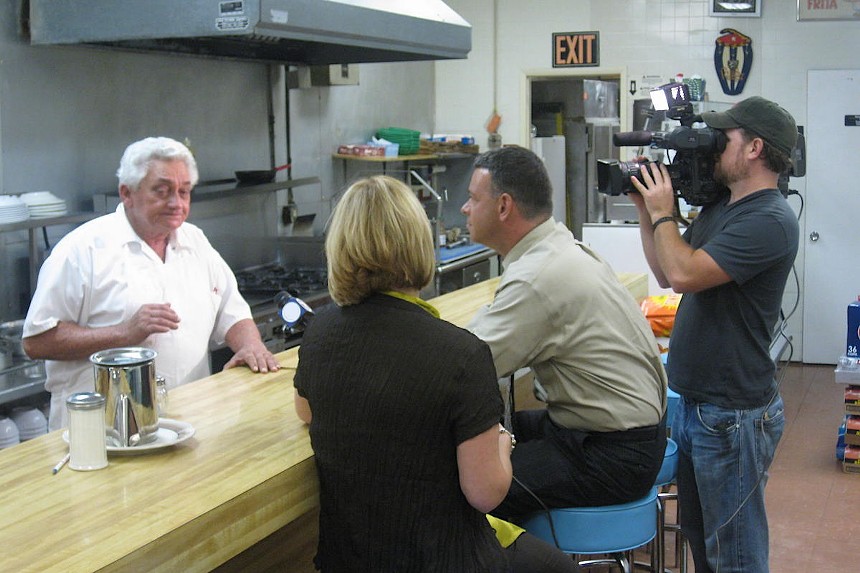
[381,290,440,318]
[486,515,526,548]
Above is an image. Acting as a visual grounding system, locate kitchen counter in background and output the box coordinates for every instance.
[0,274,646,572]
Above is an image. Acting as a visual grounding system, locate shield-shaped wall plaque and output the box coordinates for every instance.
[714,28,753,95]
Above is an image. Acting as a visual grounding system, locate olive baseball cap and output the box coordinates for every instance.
[701,96,798,155]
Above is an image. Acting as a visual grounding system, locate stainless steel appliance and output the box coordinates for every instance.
[236,263,330,347]
[210,236,331,370]
[531,79,622,238]
[26,0,471,65]
[532,135,567,225]
[435,248,495,296]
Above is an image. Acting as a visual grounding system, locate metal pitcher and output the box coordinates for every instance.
[90,347,159,447]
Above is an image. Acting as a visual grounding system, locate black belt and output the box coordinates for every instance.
[585,422,663,443]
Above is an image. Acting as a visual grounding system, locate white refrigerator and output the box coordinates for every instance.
[532,135,567,227]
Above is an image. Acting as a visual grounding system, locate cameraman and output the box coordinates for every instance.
[629,96,799,573]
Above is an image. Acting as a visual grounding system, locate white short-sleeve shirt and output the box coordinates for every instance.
[23,204,252,429]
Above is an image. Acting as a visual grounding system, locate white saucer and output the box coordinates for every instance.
[62,418,195,456]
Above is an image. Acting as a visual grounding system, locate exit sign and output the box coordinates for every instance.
[553,31,599,67]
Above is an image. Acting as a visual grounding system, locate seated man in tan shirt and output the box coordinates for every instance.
[462,145,667,521]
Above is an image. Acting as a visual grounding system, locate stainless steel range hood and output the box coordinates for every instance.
[26,0,471,65]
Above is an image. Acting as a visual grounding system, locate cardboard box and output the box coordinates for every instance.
[846,385,860,415]
[843,444,860,474]
[844,415,860,446]
[836,356,860,384]
[336,144,385,157]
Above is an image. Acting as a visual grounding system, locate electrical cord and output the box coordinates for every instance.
[712,187,799,569]
[712,333,792,572]
[512,474,562,550]
[712,365,786,573]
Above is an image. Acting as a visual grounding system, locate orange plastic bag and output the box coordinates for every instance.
[640,294,682,337]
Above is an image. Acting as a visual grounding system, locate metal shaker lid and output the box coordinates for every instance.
[66,392,106,411]
[89,347,157,366]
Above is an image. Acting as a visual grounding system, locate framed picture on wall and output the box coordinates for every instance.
[709,1,760,17]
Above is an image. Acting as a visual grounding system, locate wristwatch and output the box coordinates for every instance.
[652,216,676,231]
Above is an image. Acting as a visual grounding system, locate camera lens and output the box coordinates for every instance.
[597,159,648,195]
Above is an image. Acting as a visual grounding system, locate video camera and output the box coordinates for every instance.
[597,82,729,206]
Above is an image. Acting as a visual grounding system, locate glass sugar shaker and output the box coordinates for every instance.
[66,392,108,471]
[156,375,168,416]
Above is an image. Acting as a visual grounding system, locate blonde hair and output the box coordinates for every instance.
[326,176,435,306]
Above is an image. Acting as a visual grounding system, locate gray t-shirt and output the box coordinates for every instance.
[668,189,799,409]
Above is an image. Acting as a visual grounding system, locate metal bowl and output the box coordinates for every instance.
[0,320,26,358]
[22,361,46,379]
[0,344,10,370]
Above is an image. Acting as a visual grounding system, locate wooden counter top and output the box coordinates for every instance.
[0,273,644,572]
[0,348,315,573]
[0,279,503,573]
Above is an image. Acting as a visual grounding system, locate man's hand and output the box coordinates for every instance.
[630,161,676,222]
[223,342,280,373]
[124,303,180,342]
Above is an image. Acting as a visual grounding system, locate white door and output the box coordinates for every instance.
[802,69,860,364]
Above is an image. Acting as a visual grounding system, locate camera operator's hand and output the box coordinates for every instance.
[630,161,675,223]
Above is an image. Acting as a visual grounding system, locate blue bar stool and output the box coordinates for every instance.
[666,388,680,435]
[521,487,658,573]
[661,387,688,573]
[651,438,678,573]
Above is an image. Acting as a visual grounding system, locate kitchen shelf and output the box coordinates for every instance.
[0,211,98,233]
[92,176,322,210]
[332,152,477,185]
[0,360,47,406]
[332,153,441,163]
[333,152,476,162]
[0,211,101,296]
[189,176,322,202]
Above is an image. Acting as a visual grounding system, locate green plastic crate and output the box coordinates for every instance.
[376,127,421,155]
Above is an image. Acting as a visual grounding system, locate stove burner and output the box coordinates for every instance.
[236,264,328,298]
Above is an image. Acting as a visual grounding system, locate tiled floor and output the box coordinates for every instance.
[765,362,858,573]
[520,363,858,572]
[662,362,857,573]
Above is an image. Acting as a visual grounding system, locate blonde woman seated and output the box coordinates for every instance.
[293,176,574,572]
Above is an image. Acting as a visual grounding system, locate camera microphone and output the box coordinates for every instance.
[613,131,654,147]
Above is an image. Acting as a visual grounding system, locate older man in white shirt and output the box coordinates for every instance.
[23,137,278,430]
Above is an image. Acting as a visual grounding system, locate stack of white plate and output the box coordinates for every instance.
[0,416,20,449]
[19,191,68,219]
[0,195,31,224]
[10,407,48,441]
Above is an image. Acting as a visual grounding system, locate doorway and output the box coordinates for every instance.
[523,69,627,239]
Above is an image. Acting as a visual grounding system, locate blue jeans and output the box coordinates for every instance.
[672,393,784,573]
